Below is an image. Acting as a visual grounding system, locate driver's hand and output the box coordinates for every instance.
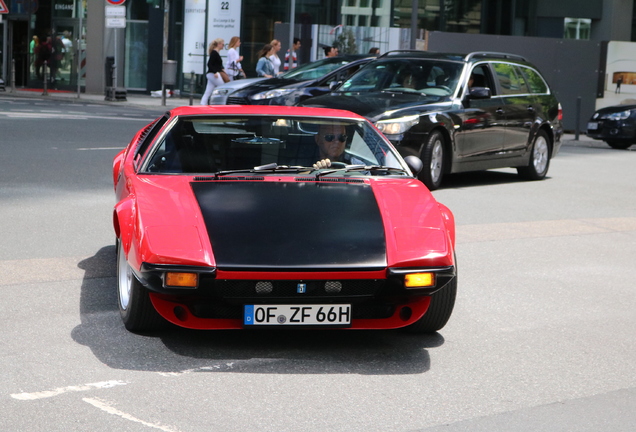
[313,159,332,169]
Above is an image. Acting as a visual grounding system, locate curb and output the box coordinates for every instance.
[0,88,194,110]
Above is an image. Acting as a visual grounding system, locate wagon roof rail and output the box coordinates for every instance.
[465,52,527,62]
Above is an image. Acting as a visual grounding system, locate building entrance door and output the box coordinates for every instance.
[51,19,79,89]
[11,20,29,86]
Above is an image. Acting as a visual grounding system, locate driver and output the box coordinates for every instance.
[313,123,348,169]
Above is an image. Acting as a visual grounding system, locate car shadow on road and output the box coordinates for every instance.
[72,246,445,375]
[440,170,527,189]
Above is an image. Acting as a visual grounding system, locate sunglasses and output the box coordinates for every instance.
[324,134,347,143]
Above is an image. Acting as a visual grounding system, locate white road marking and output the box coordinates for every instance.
[83,398,183,432]
[11,380,128,401]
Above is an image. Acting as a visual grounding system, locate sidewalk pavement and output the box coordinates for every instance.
[0,87,194,109]
[0,87,605,148]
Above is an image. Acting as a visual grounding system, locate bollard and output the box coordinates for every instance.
[111,63,117,101]
[11,59,16,93]
[575,96,581,140]
[42,61,49,96]
[189,71,196,106]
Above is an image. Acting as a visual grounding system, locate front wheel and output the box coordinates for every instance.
[117,240,165,332]
[420,130,446,190]
[605,141,633,150]
[517,129,551,180]
[403,277,457,334]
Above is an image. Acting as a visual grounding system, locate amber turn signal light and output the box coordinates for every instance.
[404,272,435,288]
[165,272,198,288]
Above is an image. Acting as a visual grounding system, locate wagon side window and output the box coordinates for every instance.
[519,66,549,94]
[492,63,529,95]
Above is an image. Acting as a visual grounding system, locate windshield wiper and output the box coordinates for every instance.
[213,163,311,178]
[314,164,408,178]
[343,165,408,174]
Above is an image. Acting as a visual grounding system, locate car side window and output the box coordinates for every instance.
[492,63,529,95]
[461,64,494,98]
[519,66,548,94]
[468,65,491,88]
[134,114,169,169]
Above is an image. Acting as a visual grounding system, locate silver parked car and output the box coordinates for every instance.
[208,77,266,105]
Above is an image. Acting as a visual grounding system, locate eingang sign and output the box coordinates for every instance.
[182,0,242,75]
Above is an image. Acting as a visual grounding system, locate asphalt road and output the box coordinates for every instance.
[1,96,635,432]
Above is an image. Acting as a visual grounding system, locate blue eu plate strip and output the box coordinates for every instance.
[244,305,254,325]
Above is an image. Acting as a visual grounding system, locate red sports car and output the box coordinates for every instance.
[113,105,457,332]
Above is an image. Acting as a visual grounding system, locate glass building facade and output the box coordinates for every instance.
[0,0,631,94]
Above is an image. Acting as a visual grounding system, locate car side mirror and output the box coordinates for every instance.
[404,155,423,176]
[329,81,342,90]
[467,87,491,99]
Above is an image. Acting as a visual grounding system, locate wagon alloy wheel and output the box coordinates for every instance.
[517,129,551,180]
[420,130,446,190]
[116,240,165,332]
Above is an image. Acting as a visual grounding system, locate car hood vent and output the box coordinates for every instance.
[295,177,365,183]
[193,176,265,181]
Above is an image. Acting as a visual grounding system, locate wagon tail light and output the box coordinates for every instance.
[558,103,563,122]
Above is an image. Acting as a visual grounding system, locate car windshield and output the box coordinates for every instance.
[279,58,355,81]
[338,58,463,97]
[142,115,407,175]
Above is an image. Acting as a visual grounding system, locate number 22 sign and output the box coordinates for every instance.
[219,1,229,14]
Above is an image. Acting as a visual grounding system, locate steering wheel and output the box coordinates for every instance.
[329,161,347,168]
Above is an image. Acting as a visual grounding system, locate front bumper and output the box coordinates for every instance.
[586,119,636,142]
[136,264,456,329]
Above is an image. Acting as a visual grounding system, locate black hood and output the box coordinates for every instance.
[303,92,449,121]
[595,104,636,115]
[191,180,387,270]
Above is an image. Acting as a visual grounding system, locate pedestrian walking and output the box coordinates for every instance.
[201,38,227,105]
[225,36,244,81]
[269,39,283,75]
[256,44,276,78]
[284,37,301,71]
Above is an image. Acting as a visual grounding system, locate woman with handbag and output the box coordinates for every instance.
[255,44,276,78]
[201,38,228,105]
[225,36,245,81]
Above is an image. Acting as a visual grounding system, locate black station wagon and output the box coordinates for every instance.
[302,51,563,190]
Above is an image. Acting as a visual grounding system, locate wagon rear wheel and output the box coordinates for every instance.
[517,129,550,180]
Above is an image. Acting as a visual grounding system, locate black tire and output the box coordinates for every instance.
[420,130,446,190]
[605,141,633,150]
[117,241,165,332]
[517,129,551,180]
[403,277,457,334]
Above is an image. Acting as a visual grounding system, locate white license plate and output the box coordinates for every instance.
[587,121,599,130]
[244,304,351,326]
